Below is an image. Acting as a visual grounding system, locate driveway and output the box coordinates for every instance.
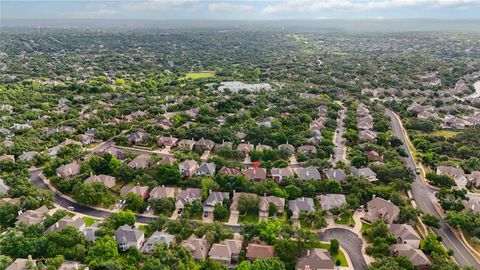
[318,228,367,270]
[228,210,239,225]
[202,212,214,223]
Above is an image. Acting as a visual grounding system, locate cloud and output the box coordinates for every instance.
[63,9,117,19]
[208,2,254,12]
[262,0,478,14]
[123,0,199,11]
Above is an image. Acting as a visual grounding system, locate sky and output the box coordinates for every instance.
[1,0,480,20]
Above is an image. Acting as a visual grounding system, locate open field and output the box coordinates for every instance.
[182,72,215,80]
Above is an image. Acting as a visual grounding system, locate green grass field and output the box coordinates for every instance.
[360,221,372,234]
[238,213,259,224]
[425,130,462,139]
[335,212,355,227]
[82,217,98,226]
[182,72,215,80]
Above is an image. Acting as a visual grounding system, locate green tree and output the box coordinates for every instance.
[0,203,20,229]
[213,204,229,221]
[329,239,339,256]
[86,236,119,268]
[422,214,440,228]
[124,193,147,212]
[46,226,87,260]
[150,198,175,216]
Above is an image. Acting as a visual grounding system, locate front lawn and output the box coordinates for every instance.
[82,216,98,226]
[360,221,372,234]
[335,212,355,227]
[239,213,259,224]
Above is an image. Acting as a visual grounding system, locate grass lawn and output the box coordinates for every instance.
[308,242,349,267]
[335,212,355,227]
[425,130,462,139]
[360,221,372,234]
[238,212,259,224]
[182,72,215,80]
[138,225,147,233]
[82,216,98,226]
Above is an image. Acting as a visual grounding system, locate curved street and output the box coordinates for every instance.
[386,109,480,268]
[319,228,367,270]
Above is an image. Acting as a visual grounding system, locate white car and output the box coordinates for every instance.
[67,206,75,211]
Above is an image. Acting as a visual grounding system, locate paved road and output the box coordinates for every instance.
[332,106,348,164]
[30,169,156,223]
[30,169,241,232]
[319,228,367,270]
[386,109,480,268]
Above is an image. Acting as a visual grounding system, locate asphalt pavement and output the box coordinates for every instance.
[319,228,367,270]
[386,109,480,268]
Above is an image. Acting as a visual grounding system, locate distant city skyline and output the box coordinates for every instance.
[2,0,480,20]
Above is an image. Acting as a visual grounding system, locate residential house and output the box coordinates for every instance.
[16,206,49,226]
[271,167,294,182]
[246,242,275,261]
[196,162,216,176]
[278,143,295,153]
[45,216,86,234]
[195,138,216,151]
[243,168,267,181]
[296,167,321,181]
[219,166,241,176]
[365,197,400,224]
[203,191,230,213]
[157,136,179,148]
[120,185,149,200]
[128,131,147,145]
[464,199,480,214]
[350,167,377,181]
[182,236,211,261]
[18,151,38,161]
[6,256,37,270]
[288,197,315,219]
[468,171,480,189]
[176,188,202,209]
[149,186,175,201]
[84,174,116,189]
[58,261,83,270]
[128,155,152,169]
[324,168,347,183]
[237,143,254,155]
[319,194,346,211]
[141,231,176,253]
[115,225,145,252]
[436,166,467,188]
[158,156,177,165]
[178,139,196,150]
[390,244,431,270]
[208,238,243,265]
[298,145,317,154]
[389,224,421,249]
[259,195,285,219]
[83,223,99,242]
[365,150,383,162]
[101,146,126,159]
[179,159,199,177]
[256,144,272,152]
[0,179,10,195]
[296,249,334,270]
[0,154,15,163]
[79,134,94,145]
[56,162,81,179]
